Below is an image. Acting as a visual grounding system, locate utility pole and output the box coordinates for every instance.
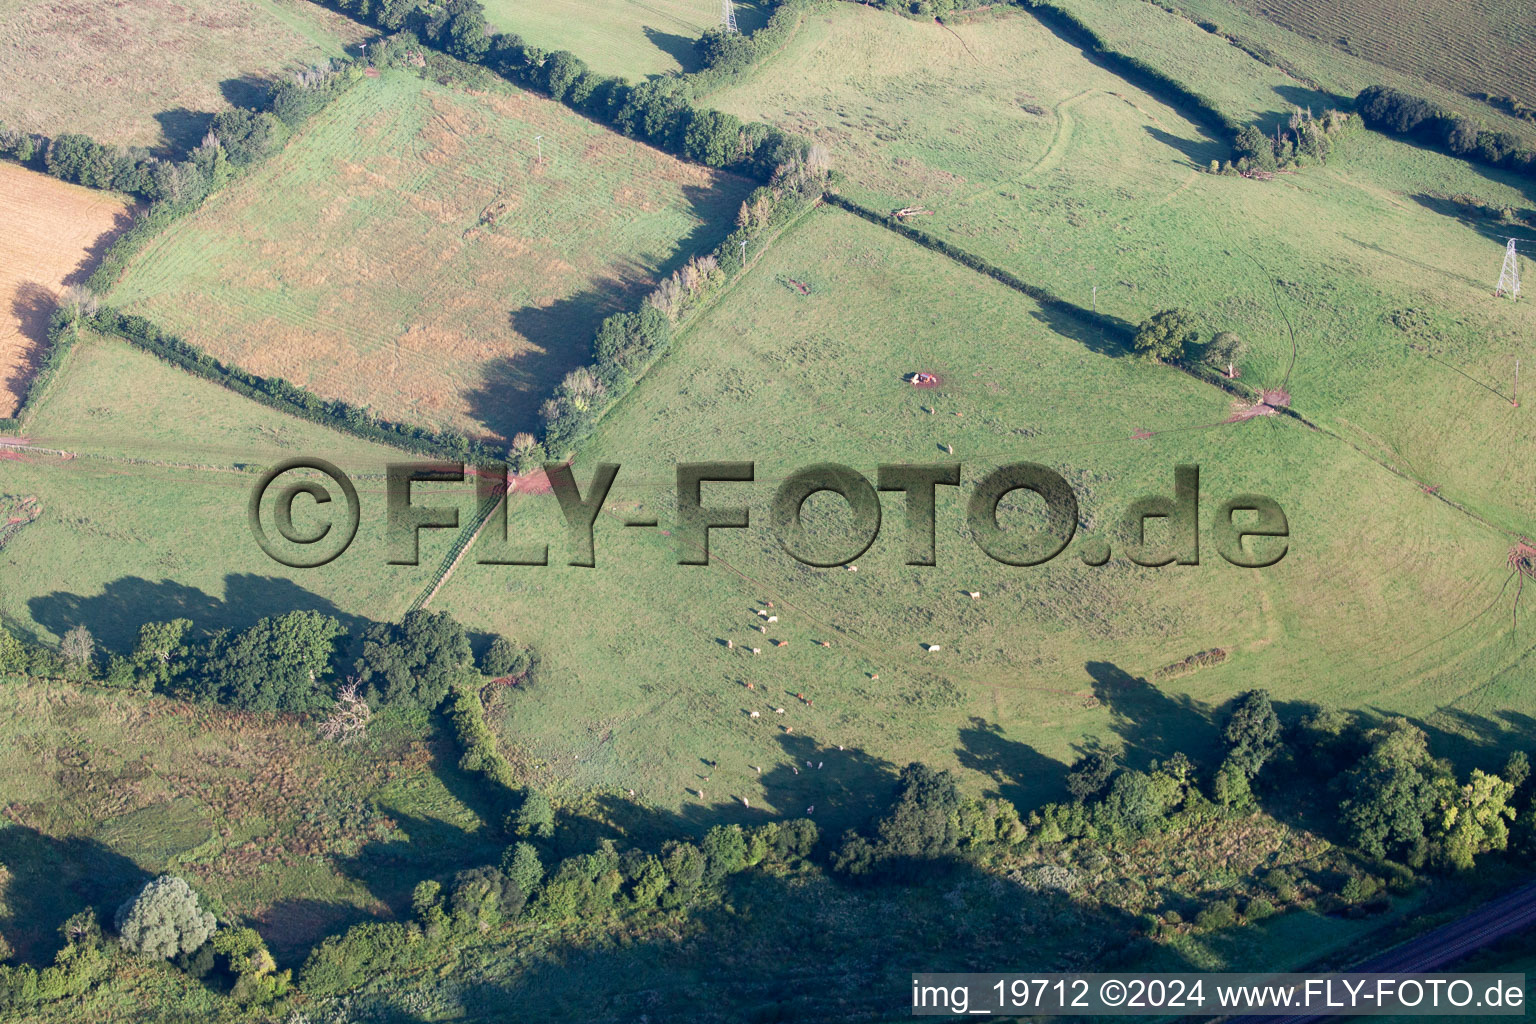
[534,134,543,164]
[1515,356,1521,408]
[1092,283,1097,313]
[739,238,747,264]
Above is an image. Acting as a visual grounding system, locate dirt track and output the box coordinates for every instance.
[0,163,134,417]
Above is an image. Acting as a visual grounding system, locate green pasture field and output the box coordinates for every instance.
[0,332,445,652]
[107,69,754,443]
[705,4,1536,530]
[480,0,773,80]
[0,337,515,963]
[426,206,1523,833]
[0,0,370,154]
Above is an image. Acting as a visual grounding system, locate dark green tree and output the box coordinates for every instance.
[1338,718,1443,861]
[1222,689,1281,778]
[1133,309,1200,361]
[1066,751,1117,802]
[514,790,555,839]
[354,609,473,712]
[196,610,343,711]
[480,635,530,678]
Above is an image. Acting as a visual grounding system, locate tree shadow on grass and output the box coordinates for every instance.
[252,897,377,967]
[1407,193,1535,248]
[464,178,751,442]
[151,108,216,159]
[350,824,1190,1023]
[1028,301,1135,359]
[0,825,150,965]
[1144,125,1225,168]
[5,281,55,407]
[27,573,368,653]
[641,27,701,75]
[1084,660,1219,770]
[63,206,140,287]
[956,716,1067,808]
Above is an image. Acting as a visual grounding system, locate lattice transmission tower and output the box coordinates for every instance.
[720,0,739,33]
[1497,237,1522,300]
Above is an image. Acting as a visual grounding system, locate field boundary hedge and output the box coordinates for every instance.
[822,192,1136,344]
[82,306,502,462]
[0,308,80,433]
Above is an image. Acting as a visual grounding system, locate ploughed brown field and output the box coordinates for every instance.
[0,163,135,418]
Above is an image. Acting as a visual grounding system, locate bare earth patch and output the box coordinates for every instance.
[0,164,135,417]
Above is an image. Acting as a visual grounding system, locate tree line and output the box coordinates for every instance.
[538,160,829,460]
[7,592,1536,1018]
[0,607,530,719]
[0,65,354,204]
[306,0,809,180]
[1356,85,1536,181]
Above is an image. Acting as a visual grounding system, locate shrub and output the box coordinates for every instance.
[1193,897,1238,932]
[515,791,555,839]
[1244,896,1277,921]
[480,635,531,678]
[115,876,216,959]
[501,841,544,894]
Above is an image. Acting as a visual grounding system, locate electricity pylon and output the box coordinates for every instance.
[1497,237,1521,300]
[720,0,739,33]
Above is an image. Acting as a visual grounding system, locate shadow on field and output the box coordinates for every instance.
[219,75,272,111]
[956,716,1067,809]
[62,207,139,288]
[6,282,54,402]
[1085,661,1220,769]
[551,731,903,857]
[27,573,367,653]
[468,181,752,441]
[1144,125,1224,168]
[0,824,149,965]
[152,107,216,159]
[253,897,377,966]
[1028,302,1135,357]
[1407,194,1536,248]
[1272,85,1354,127]
[642,27,701,74]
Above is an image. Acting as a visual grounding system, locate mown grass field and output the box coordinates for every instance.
[423,206,1522,832]
[107,70,753,443]
[1226,0,1536,111]
[1065,0,1536,139]
[0,0,369,153]
[0,164,135,417]
[706,4,1536,530]
[480,0,773,81]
